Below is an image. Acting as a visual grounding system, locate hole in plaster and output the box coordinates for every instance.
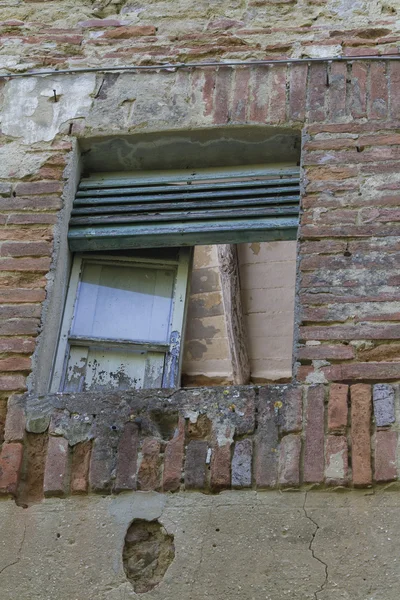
[123,519,175,593]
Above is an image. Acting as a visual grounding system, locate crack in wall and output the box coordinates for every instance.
[302,492,328,600]
[0,523,26,577]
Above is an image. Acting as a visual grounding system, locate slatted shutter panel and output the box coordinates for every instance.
[68,165,300,251]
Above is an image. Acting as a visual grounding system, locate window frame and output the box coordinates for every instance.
[50,247,192,393]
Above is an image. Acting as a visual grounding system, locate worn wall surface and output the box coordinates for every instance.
[2,491,400,600]
[1,0,400,597]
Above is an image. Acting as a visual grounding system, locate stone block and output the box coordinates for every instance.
[373,384,395,427]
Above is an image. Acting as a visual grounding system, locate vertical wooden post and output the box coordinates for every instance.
[217,244,250,385]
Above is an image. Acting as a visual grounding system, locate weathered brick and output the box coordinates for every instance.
[103,25,156,38]
[89,436,115,493]
[213,68,232,125]
[0,375,27,391]
[43,436,69,496]
[185,440,208,489]
[0,257,51,272]
[389,61,400,118]
[350,62,368,118]
[325,435,348,486]
[373,384,395,427]
[328,61,347,120]
[1,241,52,257]
[369,61,388,119]
[71,441,91,494]
[0,303,41,319]
[299,324,400,341]
[0,319,39,336]
[231,67,250,121]
[210,442,231,491]
[304,385,325,483]
[255,393,279,488]
[14,181,62,196]
[0,442,23,495]
[114,422,139,492]
[231,438,252,488]
[299,344,355,360]
[289,63,308,121]
[328,383,348,432]
[351,384,372,486]
[0,289,45,303]
[278,434,301,487]
[79,19,122,27]
[0,357,31,371]
[137,438,161,491]
[375,430,397,482]
[268,66,286,123]
[4,397,25,442]
[163,417,185,492]
[308,64,327,122]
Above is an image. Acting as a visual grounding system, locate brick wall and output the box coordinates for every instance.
[0,0,400,492]
[1,383,399,503]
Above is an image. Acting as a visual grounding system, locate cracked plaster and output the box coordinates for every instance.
[1,492,400,599]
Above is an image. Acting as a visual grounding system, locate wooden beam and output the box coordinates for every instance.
[217,244,251,385]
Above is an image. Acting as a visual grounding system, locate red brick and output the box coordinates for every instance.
[213,68,232,124]
[0,338,36,354]
[114,422,139,492]
[0,289,45,303]
[325,435,348,485]
[308,64,327,122]
[0,375,26,391]
[0,304,41,318]
[268,65,286,124]
[278,434,301,486]
[79,19,122,27]
[350,62,368,118]
[299,345,355,361]
[202,69,216,117]
[0,356,31,372]
[1,241,52,257]
[210,442,231,491]
[328,384,348,432]
[163,417,185,492]
[351,384,372,486]
[4,398,25,442]
[231,438,252,488]
[103,25,156,38]
[375,430,397,482]
[137,438,161,491]
[6,214,58,225]
[231,67,250,121]
[389,61,400,118]
[185,440,208,490]
[0,227,53,242]
[369,61,388,120]
[0,442,23,495]
[0,257,51,272]
[14,181,62,196]
[289,63,307,121]
[299,324,400,341]
[323,362,400,382]
[303,385,325,483]
[0,319,39,336]
[70,441,91,494]
[329,61,347,120]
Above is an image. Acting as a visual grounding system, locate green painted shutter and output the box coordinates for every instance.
[68,165,300,251]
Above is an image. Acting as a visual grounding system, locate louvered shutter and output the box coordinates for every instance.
[68,165,300,251]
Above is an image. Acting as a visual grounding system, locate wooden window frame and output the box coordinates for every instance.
[50,247,192,392]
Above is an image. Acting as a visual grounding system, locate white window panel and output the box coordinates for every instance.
[50,248,192,392]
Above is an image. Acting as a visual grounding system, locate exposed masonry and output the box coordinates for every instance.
[0,383,399,503]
